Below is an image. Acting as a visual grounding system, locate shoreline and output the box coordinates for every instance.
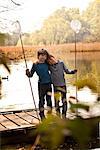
[0,43,100,61]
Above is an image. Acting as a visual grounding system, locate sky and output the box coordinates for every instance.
[0,0,92,33]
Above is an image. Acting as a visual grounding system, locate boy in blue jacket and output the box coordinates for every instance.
[26,49,52,120]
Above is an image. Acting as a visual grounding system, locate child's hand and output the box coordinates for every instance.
[71,69,77,74]
[26,69,30,76]
[74,69,77,73]
[34,59,39,64]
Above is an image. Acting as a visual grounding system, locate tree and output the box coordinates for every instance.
[82,0,100,42]
[29,7,81,45]
[23,0,100,45]
[0,33,7,45]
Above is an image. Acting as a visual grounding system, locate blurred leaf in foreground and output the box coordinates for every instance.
[0,50,10,73]
[37,115,67,149]
[69,101,89,113]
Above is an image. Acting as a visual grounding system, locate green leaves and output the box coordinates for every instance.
[69,101,89,112]
[66,117,91,149]
[54,92,61,102]
[37,115,66,149]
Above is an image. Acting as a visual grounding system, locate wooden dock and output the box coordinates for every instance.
[0,109,40,145]
[0,107,100,147]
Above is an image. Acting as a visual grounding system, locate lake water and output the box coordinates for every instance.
[0,61,99,115]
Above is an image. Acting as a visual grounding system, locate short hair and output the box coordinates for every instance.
[37,49,49,58]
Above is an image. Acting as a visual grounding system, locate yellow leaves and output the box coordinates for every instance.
[96,0,100,3]
[54,92,61,101]
[74,74,97,92]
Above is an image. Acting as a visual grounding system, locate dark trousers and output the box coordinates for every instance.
[54,86,67,118]
[38,83,52,119]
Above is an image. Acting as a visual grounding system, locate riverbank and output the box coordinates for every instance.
[0,42,100,62]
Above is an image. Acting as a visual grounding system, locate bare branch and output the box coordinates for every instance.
[10,0,21,6]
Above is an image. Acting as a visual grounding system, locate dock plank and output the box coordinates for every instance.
[16,112,39,125]
[0,124,7,131]
[4,113,33,128]
[26,111,39,118]
[0,115,18,129]
[26,109,55,117]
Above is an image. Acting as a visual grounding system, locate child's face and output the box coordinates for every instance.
[38,54,47,62]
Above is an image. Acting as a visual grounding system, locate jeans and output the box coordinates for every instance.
[54,85,67,118]
[38,82,52,120]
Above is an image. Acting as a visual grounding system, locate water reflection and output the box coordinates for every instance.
[0,61,39,112]
[0,61,98,113]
